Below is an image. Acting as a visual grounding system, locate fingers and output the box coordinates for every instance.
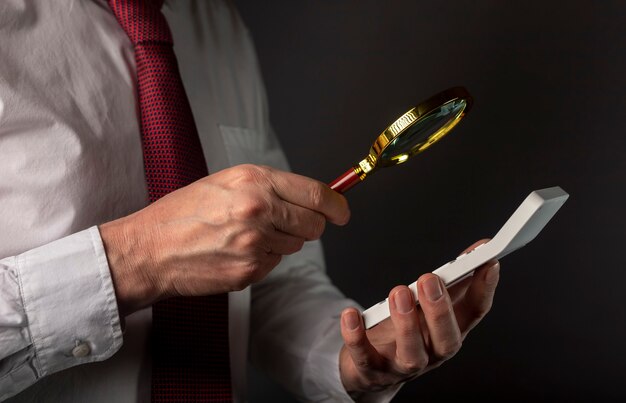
[340,308,382,374]
[417,274,463,361]
[266,230,305,255]
[272,201,327,241]
[447,275,473,305]
[337,241,499,393]
[268,167,351,226]
[447,238,493,304]
[460,238,491,255]
[388,286,429,375]
[455,260,500,335]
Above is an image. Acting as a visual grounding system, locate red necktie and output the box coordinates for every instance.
[107,1,232,401]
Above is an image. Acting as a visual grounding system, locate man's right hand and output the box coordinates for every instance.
[99,164,350,317]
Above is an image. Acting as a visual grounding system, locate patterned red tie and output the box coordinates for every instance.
[107,1,232,401]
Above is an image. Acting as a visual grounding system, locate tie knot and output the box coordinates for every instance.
[108,0,172,45]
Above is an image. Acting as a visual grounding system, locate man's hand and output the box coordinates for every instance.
[99,164,350,316]
[339,240,499,395]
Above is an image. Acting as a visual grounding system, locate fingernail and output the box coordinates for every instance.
[423,276,443,302]
[486,262,500,284]
[343,310,361,331]
[394,288,414,314]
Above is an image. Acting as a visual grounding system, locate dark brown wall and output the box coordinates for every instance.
[235,1,626,401]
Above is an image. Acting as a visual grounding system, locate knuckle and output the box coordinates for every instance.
[307,182,325,210]
[239,229,265,250]
[257,164,273,173]
[237,197,268,219]
[344,337,363,349]
[397,324,418,340]
[232,164,259,185]
[399,356,428,374]
[474,299,494,318]
[278,203,291,225]
[236,164,265,181]
[232,165,273,192]
[437,339,462,360]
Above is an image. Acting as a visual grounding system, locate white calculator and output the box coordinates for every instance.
[362,186,569,329]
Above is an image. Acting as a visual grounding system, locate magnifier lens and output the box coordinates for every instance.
[328,87,472,194]
[380,98,468,165]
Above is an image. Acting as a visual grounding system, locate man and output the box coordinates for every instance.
[0,0,500,401]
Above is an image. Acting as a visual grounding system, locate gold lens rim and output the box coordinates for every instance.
[366,86,473,170]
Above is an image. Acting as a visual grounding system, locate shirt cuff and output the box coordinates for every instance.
[304,312,404,403]
[16,226,123,377]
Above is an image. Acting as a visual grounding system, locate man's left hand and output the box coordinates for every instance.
[339,240,500,394]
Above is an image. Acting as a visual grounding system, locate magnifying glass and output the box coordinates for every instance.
[328,86,473,193]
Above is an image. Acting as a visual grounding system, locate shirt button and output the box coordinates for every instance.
[72,343,91,358]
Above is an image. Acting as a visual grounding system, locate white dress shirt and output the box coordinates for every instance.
[0,1,399,402]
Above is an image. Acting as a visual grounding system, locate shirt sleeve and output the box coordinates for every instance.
[249,240,403,403]
[0,226,123,401]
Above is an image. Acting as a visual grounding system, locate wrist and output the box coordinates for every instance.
[99,214,159,317]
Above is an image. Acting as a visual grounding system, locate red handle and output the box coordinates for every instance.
[329,167,362,193]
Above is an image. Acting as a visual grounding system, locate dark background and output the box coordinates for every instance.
[234,1,626,401]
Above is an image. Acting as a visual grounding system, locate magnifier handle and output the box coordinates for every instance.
[329,167,362,194]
